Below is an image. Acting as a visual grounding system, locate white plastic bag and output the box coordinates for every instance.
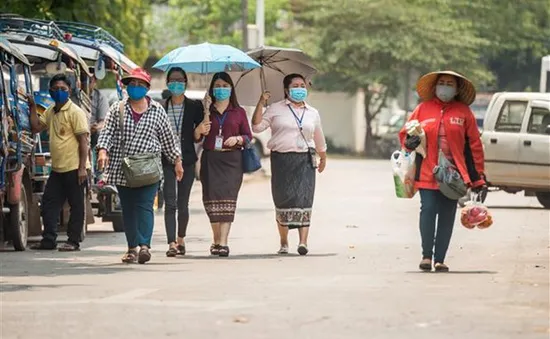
[391,150,417,199]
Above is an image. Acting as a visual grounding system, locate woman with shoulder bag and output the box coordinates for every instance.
[97,68,183,264]
[399,70,486,272]
[161,67,211,257]
[199,72,252,257]
[252,73,327,256]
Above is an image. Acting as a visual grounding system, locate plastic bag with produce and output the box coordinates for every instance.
[391,149,417,199]
[460,195,493,229]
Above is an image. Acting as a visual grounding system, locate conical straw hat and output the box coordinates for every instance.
[416,70,476,105]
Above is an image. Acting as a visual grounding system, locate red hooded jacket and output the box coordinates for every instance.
[399,98,485,190]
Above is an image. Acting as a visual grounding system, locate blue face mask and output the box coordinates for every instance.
[213,87,231,101]
[49,89,70,104]
[289,88,308,102]
[127,85,148,101]
[167,81,186,96]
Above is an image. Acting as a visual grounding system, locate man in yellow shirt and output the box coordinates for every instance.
[28,74,90,251]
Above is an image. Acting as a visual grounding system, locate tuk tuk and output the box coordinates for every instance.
[55,21,139,232]
[0,37,40,250]
[0,16,95,240]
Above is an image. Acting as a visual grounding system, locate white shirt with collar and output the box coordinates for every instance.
[252,99,327,153]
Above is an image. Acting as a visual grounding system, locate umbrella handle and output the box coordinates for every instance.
[260,67,267,92]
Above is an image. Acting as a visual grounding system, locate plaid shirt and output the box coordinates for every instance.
[97,98,180,186]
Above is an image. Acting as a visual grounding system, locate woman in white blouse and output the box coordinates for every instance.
[252,73,327,255]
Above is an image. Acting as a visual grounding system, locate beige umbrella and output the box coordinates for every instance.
[230,46,317,106]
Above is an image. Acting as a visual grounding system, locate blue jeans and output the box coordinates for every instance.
[419,189,458,263]
[117,183,159,248]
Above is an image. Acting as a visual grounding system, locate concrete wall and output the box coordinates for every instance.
[307,90,366,153]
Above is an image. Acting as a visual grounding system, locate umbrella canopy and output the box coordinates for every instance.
[153,42,261,74]
[231,46,317,106]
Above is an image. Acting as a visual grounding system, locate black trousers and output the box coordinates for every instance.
[163,163,196,243]
[41,170,85,246]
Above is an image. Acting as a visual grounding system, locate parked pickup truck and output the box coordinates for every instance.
[481,92,550,208]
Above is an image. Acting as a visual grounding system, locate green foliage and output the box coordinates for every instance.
[165,0,292,52]
[0,0,151,66]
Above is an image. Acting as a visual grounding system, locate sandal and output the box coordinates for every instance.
[210,244,221,255]
[166,246,178,257]
[121,249,138,263]
[218,246,230,257]
[58,242,80,252]
[138,247,151,264]
[177,244,186,256]
[434,263,449,272]
[419,258,432,272]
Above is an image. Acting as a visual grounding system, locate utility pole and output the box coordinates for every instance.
[242,0,248,51]
[255,0,265,47]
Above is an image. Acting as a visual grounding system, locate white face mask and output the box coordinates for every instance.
[435,84,457,102]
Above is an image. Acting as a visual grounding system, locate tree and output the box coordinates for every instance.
[294,0,491,156]
[0,0,151,65]
[163,0,292,53]
[455,0,550,91]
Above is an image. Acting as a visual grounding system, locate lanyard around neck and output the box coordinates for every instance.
[170,99,185,134]
[287,104,306,130]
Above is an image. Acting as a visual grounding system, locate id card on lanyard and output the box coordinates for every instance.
[288,104,307,149]
[215,112,228,150]
[170,101,185,139]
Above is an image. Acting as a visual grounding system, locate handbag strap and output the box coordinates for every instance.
[119,100,126,158]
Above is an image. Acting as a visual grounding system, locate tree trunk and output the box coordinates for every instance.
[363,91,375,157]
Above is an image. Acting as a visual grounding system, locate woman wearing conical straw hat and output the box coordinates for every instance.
[398,71,486,272]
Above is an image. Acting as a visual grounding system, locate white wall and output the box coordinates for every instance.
[307,90,366,153]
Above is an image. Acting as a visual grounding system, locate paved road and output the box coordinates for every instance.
[1,159,548,339]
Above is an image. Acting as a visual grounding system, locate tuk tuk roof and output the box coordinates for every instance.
[54,21,138,74]
[0,17,91,77]
[0,36,31,65]
[55,21,124,52]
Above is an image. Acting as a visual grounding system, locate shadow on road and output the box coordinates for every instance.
[405,270,498,274]
[0,283,87,293]
[486,205,545,210]
[182,253,337,260]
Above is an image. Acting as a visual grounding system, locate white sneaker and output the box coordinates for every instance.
[277,245,289,254]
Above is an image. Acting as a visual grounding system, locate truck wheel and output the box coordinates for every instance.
[112,217,124,232]
[9,183,29,251]
[535,192,550,209]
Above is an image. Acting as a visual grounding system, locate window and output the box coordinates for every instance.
[495,101,527,133]
[527,106,550,135]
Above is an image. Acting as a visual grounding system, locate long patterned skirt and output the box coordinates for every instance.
[201,150,243,223]
[271,151,316,229]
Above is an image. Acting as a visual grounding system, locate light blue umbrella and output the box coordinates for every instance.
[153,42,261,73]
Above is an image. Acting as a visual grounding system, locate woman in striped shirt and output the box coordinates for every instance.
[161,67,211,257]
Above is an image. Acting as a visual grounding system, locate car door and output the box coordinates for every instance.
[482,99,527,185]
[517,101,550,188]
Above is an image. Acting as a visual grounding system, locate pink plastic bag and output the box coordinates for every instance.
[460,194,493,229]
